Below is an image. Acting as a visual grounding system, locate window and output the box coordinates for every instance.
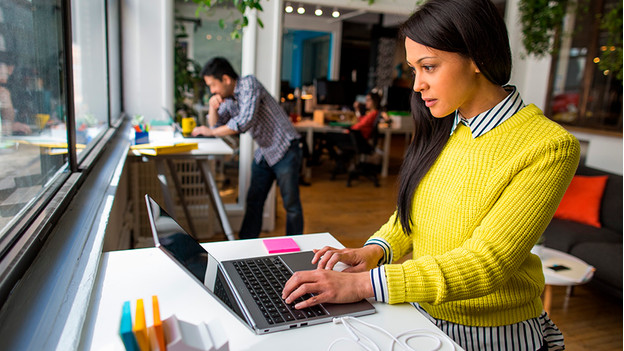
[0,1,68,240]
[0,0,121,305]
[546,0,623,132]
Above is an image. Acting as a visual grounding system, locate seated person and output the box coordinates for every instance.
[351,92,381,141]
[0,56,32,135]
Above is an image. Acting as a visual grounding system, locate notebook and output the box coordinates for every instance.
[145,194,375,334]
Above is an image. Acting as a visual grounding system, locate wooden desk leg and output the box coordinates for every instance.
[166,159,198,238]
[197,159,235,241]
[543,284,553,314]
[381,130,391,178]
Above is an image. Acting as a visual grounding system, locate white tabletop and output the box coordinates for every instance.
[531,246,595,286]
[80,233,460,351]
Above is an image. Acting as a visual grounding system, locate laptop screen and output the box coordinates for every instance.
[145,195,246,321]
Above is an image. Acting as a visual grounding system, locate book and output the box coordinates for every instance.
[130,142,198,156]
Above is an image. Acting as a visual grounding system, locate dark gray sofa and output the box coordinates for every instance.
[542,165,623,299]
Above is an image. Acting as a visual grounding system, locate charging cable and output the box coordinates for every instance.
[328,316,456,351]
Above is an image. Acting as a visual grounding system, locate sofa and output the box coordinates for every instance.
[541,165,623,299]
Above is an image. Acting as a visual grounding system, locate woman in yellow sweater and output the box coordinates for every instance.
[282,0,579,349]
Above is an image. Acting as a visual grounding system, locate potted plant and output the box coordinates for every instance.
[174,23,202,124]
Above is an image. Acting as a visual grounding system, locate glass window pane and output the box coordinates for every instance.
[0,2,67,237]
[107,0,122,121]
[71,0,108,153]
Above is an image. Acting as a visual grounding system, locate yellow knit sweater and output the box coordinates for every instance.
[370,104,580,327]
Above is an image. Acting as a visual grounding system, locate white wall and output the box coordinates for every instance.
[121,0,174,122]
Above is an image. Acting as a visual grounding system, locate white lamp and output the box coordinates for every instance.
[315,6,323,16]
[285,2,293,13]
[331,8,340,18]
[297,4,305,14]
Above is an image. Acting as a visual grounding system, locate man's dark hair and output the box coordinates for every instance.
[395,0,512,235]
[200,57,239,81]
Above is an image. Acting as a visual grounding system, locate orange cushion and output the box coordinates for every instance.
[554,175,608,228]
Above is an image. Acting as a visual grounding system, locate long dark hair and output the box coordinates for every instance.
[396,0,512,235]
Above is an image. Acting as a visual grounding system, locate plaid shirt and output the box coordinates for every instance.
[216,75,299,166]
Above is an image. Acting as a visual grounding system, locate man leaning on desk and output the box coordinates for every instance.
[192,57,304,239]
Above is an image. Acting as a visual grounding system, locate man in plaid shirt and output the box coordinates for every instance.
[192,57,303,239]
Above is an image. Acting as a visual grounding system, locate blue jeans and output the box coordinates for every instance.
[239,140,304,239]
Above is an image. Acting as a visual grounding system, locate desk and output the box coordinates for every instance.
[130,130,235,241]
[81,233,459,351]
[293,120,413,178]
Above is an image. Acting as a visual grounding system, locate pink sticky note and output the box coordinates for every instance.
[263,238,300,254]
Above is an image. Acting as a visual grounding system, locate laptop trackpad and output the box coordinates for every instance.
[279,251,317,272]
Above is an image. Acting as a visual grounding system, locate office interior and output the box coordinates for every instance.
[0,0,621,349]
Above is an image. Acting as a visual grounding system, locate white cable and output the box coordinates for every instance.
[328,316,457,351]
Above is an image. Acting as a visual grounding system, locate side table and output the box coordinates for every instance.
[531,246,595,313]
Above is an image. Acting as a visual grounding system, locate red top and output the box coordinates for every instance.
[350,110,378,140]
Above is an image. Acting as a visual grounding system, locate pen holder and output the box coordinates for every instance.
[135,131,149,145]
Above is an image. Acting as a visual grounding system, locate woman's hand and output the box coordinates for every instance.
[312,245,383,272]
[281,270,373,309]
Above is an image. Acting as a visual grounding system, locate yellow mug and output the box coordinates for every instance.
[181,117,196,136]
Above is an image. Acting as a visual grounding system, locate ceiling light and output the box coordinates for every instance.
[285,2,293,13]
[332,8,340,18]
[297,4,305,14]
[315,6,323,16]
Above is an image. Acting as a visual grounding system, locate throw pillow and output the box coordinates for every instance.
[554,175,608,228]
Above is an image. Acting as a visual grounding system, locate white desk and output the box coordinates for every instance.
[531,246,595,313]
[293,120,412,178]
[130,129,235,240]
[81,233,460,351]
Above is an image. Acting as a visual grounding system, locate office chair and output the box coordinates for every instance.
[346,113,382,187]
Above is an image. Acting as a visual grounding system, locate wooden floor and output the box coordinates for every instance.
[261,136,622,351]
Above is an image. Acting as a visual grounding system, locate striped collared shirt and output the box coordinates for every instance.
[216,75,299,166]
[450,85,524,138]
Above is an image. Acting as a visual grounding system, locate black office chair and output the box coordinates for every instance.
[346,113,382,187]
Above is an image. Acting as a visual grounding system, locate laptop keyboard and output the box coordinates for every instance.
[233,257,328,325]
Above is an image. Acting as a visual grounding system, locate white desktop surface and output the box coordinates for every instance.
[129,129,234,156]
[81,233,459,351]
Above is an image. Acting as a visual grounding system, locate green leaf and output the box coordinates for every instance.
[257,18,264,29]
[218,19,225,29]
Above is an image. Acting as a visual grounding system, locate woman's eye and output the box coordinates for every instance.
[422,65,435,72]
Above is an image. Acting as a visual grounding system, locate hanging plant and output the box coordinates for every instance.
[188,0,264,39]
[518,0,570,57]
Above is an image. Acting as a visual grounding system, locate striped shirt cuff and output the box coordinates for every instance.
[364,238,393,265]
[370,266,389,303]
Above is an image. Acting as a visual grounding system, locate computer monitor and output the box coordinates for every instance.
[384,86,412,112]
[314,79,355,107]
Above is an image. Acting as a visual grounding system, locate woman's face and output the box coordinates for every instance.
[365,95,374,110]
[405,37,481,118]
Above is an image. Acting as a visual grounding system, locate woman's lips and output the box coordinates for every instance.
[424,99,437,108]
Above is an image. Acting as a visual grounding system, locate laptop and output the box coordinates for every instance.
[144,194,375,334]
